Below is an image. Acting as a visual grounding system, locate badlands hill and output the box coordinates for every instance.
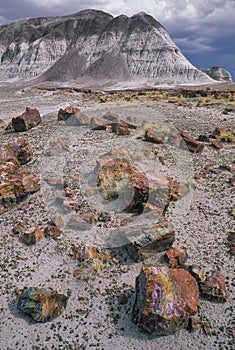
[0,9,214,85]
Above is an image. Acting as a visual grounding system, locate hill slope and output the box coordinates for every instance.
[0,9,214,85]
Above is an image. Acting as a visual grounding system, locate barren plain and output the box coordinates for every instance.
[0,82,234,350]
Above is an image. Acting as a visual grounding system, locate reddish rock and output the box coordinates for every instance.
[142,122,182,147]
[9,168,40,194]
[51,215,64,228]
[21,227,45,245]
[166,245,188,267]
[97,155,188,215]
[144,129,164,144]
[0,145,20,171]
[58,106,89,126]
[44,225,62,239]
[0,119,5,128]
[200,270,228,302]
[44,176,65,189]
[73,245,98,262]
[0,168,40,212]
[0,161,21,175]
[17,287,67,322]
[126,220,175,262]
[97,157,147,212]
[109,147,132,159]
[177,128,204,153]
[211,140,223,149]
[90,117,110,130]
[194,173,201,180]
[142,123,205,153]
[12,107,41,132]
[111,121,130,136]
[132,266,199,335]
[63,199,81,212]
[229,176,235,187]
[8,138,32,164]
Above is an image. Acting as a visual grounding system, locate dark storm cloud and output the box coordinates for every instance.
[0,0,234,79]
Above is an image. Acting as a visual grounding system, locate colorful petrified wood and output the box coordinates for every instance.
[17,287,68,322]
[132,266,199,335]
[200,270,228,302]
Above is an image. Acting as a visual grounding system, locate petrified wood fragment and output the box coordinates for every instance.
[12,107,41,132]
[58,106,89,126]
[200,270,228,302]
[132,266,199,335]
[17,287,68,322]
[126,220,175,262]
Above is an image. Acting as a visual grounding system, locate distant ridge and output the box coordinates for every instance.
[0,9,214,86]
[199,66,232,82]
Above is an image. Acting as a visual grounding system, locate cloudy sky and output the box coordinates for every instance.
[0,0,234,80]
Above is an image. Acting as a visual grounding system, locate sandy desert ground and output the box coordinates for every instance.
[0,82,234,350]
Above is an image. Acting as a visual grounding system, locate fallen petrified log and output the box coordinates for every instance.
[97,154,189,214]
[12,107,41,132]
[141,122,204,153]
[58,106,89,126]
[177,128,204,153]
[132,266,199,335]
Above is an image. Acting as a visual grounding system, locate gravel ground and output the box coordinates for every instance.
[0,85,234,350]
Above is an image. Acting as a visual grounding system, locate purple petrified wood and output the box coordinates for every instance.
[132,266,199,335]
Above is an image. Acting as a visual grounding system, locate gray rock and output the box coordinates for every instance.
[0,10,213,85]
[200,66,232,82]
